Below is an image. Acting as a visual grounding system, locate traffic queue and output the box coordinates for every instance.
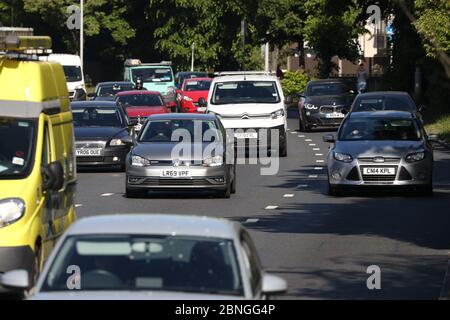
[0,31,437,300]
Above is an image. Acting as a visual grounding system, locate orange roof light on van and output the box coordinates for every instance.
[0,35,52,53]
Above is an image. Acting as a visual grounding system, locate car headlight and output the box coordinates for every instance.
[406,151,425,163]
[333,152,353,163]
[305,103,318,110]
[203,155,223,167]
[0,198,25,228]
[131,155,150,167]
[271,109,285,119]
[183,96,193,101]
[109,138,125,146]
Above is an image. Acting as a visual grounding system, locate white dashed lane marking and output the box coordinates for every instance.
[283,194,294,198]
[308,175,319,178]
[296,184,308,188]
[314,167,323,170]
[313,148,320,151]
[265,205,278,210]
[315,153,323,156]
[244,218,259,224]
[305,139,312,142]
[309,144,316,146]
[316,160,325,163]
[101,193,115,197]
[75,204,83,208]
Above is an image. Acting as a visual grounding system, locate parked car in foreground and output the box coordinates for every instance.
[72,101,132,169]
[323,111,437,196]
[90,81,134,101]
[126,113,236,198]
[115,90,171,133]
[298,79,356,132]
[0,214,287,300]
[179,77,212,113]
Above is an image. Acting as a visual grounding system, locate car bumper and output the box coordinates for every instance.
[126,165,229,189]
[180,101,206,113]
[0,246,35,275]
[328,158,433,186]
[303,110,344,127]
[76,147,129,167]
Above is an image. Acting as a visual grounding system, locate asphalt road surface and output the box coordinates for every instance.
[75,109,450,299]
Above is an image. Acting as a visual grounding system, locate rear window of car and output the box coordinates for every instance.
[352,95,416,112]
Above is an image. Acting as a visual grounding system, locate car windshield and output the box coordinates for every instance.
[177,73,208,88]
[339,118,421,141]
[211,81,280,104]
[132,68,173,83]
[97,84,134,97]
[72,107,124,127]
[41,234,243,295]
[0,118,36,178]
[63,65,82,82]
[117,94,164,107]
[184,80,211,92]
[139,119,222,143]
[352,96,416,112]
[307,82,348,96]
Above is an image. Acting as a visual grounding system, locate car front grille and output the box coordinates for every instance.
[358,157,401,164]
[319,105,348,113]
[220,113,271,120]
[77,157,104,162]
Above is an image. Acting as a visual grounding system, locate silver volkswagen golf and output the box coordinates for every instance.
[125,113,236,198]
[323,111,436,196]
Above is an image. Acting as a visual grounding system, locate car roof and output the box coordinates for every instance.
[183,77,212,82]
[355,91,411,98]
[66,214,240,239]
[71,101,118,107]
[148,113,217,121]
[96,81,134,86]
[308,78,350,84]
[115,90,162,96]
[347,110,415,119]
[212,74,277,82]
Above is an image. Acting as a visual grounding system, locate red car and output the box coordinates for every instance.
[115,90,171,131]
[178,77,212,113]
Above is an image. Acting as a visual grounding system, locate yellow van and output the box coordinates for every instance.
[0,35,76,284]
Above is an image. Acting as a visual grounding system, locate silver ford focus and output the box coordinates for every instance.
[125,113,236,198]
[323,111,437,196]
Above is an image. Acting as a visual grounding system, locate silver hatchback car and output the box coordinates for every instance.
[125,113,236,198]
[323,111,437,196]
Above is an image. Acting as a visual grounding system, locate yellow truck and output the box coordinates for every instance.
[0,35,76,285]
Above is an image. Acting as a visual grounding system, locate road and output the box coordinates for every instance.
[75,109,450,299]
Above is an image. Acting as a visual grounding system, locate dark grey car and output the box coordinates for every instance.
[125,113,236,198]
[323,111,437,196]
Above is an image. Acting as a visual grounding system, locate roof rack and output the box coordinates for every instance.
[214,71,275,77]
[124,59,172,67]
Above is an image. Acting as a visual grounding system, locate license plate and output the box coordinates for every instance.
[325,112,345,118]
[160,169,192,178]
[234,132,258,139]
[197,107,206,112]
[363,167,396,175]
[76,148,102,156]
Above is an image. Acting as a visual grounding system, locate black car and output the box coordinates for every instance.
[175,71,208,89]
[89,81,135,101]
[349,91,422,116]
[298,79,356,132]
[71,101,133,169]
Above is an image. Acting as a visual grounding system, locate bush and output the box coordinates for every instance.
[281,70,310,97]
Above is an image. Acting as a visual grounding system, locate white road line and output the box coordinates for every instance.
[244,218,259,224]
[313,148,320,151]
[305,139,312,142]
[308,174,318,178]
[296,184,309,188]
[314,167,323,170]
[290,131,297,134]
[75,204,83,208]
[101,193,115,197]
[298,135,305,138]
[283,194,294,198]
[265,205,278,210]
[315,153,323,156]
[309,143,316,146]
[316,160,325,163]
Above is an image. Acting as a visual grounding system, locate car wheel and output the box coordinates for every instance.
[231,166,237,194]
[279,134,287,157]
[32,242,42,286]
[218,174,231,198]
[126,186,146,198]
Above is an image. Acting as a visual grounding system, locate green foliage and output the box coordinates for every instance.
[281,70,310,96]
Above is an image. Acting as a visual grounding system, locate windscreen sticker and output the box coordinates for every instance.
[12,157,25,166]
[18,122,29,127]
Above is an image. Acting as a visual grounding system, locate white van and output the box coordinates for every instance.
[204,72,288,157]
[46,54,86,100]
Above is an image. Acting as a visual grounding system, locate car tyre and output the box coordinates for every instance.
[279,134,288,158]
[231,166,237,194]
[218,174,231,198]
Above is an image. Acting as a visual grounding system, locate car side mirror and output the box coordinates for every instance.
[42,161,64,191]
[198,97,207,108]
[428,134,439,142]
[262,274,287,296]
[121,136,134,146]
[323,134,336,143]
[0,269,30,292]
